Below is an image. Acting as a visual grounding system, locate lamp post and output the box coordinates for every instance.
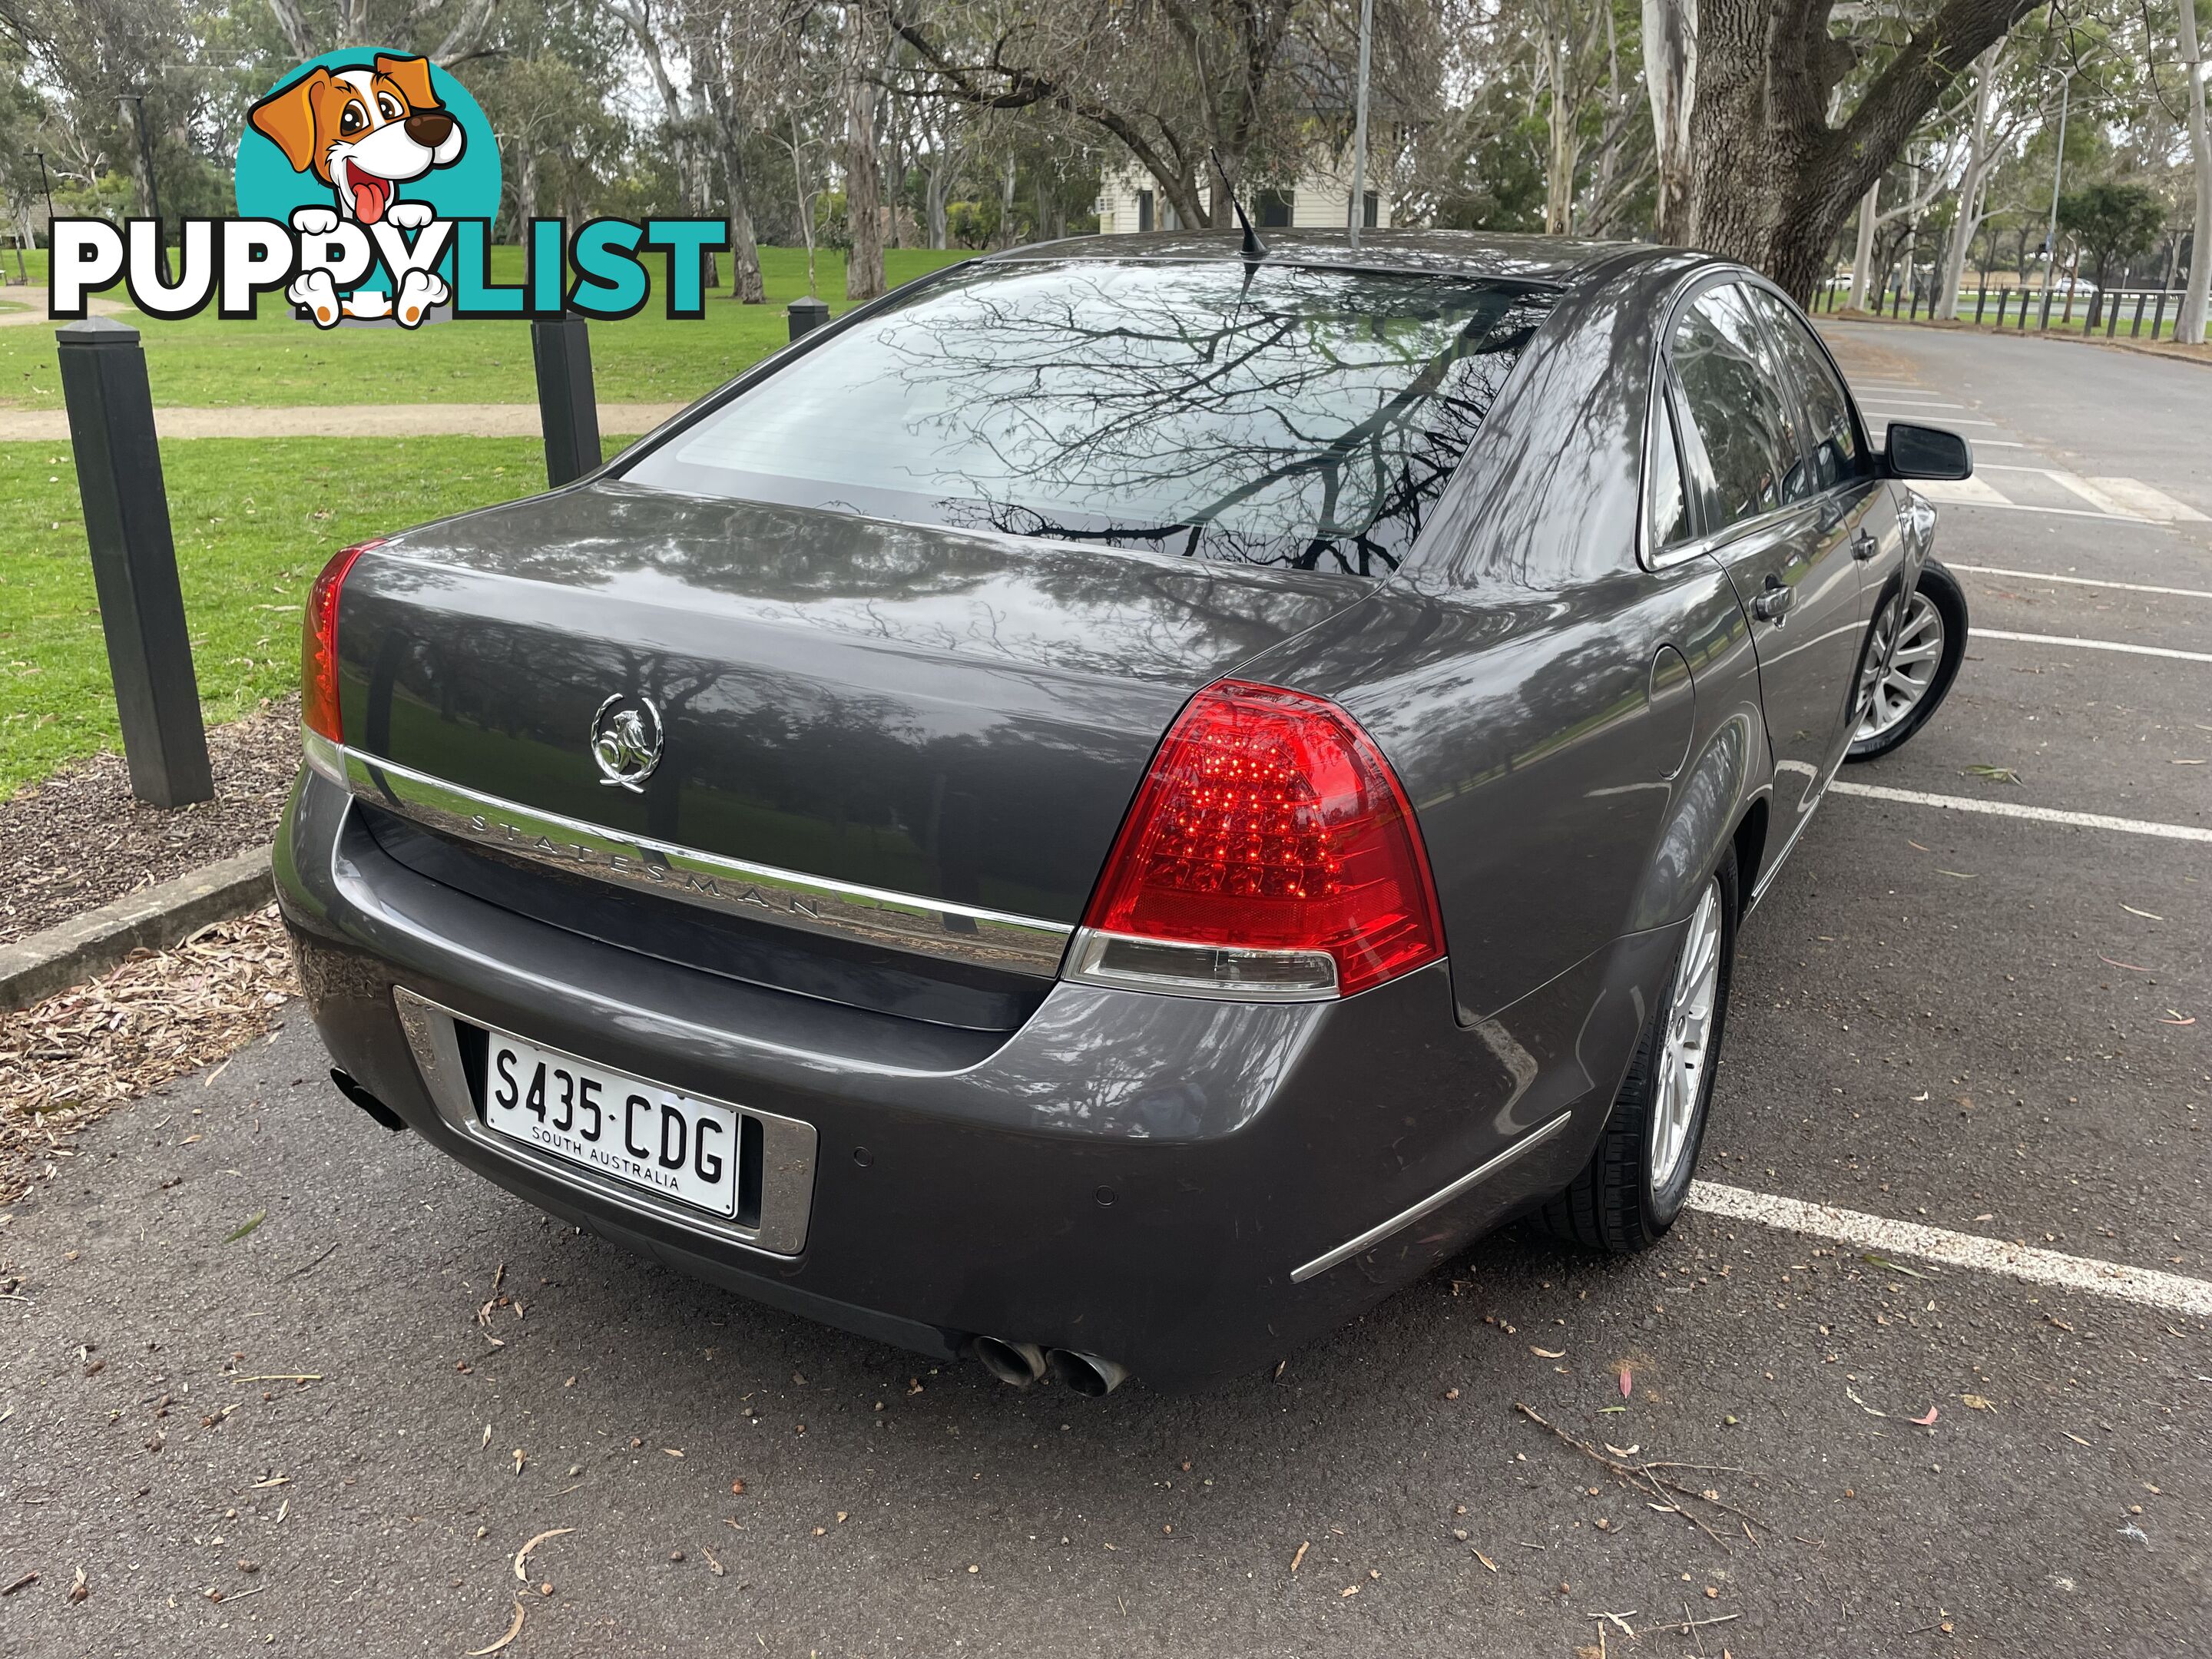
[31,149,54,246]
[121,94,167,280]
[2039,65,2078,327]
[1346,0,1373,250]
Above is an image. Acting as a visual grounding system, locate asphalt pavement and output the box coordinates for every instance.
[1,321,2206,1657]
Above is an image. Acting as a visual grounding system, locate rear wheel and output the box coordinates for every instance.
[1540,849,1737,1254]
[1845,561,1968,761]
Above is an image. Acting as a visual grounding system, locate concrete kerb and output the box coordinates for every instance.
[0,846,274,1013]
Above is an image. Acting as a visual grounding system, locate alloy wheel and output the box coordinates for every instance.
[1854,589,1945,742]
[1648,879,1723,1190]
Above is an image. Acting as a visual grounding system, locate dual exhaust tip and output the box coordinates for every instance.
[971,1336,1128,1396]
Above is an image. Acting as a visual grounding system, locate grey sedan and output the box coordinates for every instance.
[277,231,1971,1392]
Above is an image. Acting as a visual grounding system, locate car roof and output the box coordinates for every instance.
[987,228,1667,289]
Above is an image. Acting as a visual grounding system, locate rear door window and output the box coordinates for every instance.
[1668,284,1801,534]
[624,262,1555,575]
[1743,286,1863,491]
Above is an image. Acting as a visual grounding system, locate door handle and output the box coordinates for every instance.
[1851,528,1879,561]
[1752,578,1795,622]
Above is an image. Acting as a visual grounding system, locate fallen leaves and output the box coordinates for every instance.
[465,1600,526,1656]
[67,1566,87,1604]
[2120,904,2165,922]
[1531,1347,1566,1359]
[0,907,298,1203]
[1515,1403,1767,1551]
[224,1210,267,1244]
[1862,1253,1929,1280]
[1617,1366,1633,1399]
[1962,764,2024,784]
[0,1571,35,1598]
[1289,1541,1309,1574]
[1846,1386,1939,1426]
[513,1528,574,1581]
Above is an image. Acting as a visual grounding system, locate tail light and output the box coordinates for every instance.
[301,539,379,748]
[1069,679,1445,1000]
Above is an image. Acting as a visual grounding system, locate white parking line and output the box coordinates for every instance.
[2081,476,2210,522]
[1831,780,2212,843]
[1971,467,2209,523]
[1865,411,2002,426]
[1688,1183,2212,1320]
[1975,628,2212,663]
[1916,495,2168,525]
[1949,564,2212,600]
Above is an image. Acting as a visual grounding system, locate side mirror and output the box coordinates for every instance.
[1885,422,1973,482]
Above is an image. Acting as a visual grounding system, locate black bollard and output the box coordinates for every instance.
[531,313,603,489]
[787,296,830,342]
[55,316,212,808]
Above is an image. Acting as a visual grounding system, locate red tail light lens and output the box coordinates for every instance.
[1076,679,1445,998]
[301,540,379,744]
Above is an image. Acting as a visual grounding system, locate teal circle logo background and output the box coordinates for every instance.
[233,51,502,227]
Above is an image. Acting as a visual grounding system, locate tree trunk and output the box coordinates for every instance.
[514,145,538,235]
[998,152,1017,248]
[1643,0,1697,242]
[1939,45,2002,318]
[2179,0,2212,342]
[1847,182,1877,308]
[844,31,886,303]
[1545,18,1577,234]
[926,163,950,249]
[724,145,764,303]
[1686,0,2038,303]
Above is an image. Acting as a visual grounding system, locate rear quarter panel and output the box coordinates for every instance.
[1243,253,1771,1027]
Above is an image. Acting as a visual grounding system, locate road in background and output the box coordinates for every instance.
[1,321,2204,1657]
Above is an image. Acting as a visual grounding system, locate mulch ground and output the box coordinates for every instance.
[0,904,297,1205]
[0,697,300,947]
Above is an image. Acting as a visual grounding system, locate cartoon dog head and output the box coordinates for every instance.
[248,55,465,226]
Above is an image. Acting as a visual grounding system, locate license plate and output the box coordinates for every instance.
[482,1034,743,1218]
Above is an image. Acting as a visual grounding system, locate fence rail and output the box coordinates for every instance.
[1813,277,2191,342]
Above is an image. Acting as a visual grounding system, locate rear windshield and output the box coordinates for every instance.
[623,261,1553,574]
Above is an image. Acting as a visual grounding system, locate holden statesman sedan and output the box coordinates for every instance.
[277,230,1972,1393]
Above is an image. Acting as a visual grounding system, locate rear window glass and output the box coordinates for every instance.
[624,261,1554,575]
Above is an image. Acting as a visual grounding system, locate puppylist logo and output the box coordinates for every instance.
[49,50,728,328]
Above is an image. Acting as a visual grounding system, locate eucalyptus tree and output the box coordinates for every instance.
[1684,0,2048,300]
[882,0,1437,230]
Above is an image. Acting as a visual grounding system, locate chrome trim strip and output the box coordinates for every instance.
[335,745,1073,978]
[1288,1110,1575,1283]
[392,987,819,1257]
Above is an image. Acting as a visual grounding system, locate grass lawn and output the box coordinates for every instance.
[0,435,610,796]
[0,246,972,410]
[0,242,973,798]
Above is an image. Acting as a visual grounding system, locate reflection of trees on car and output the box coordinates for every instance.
[1668,286,1799,531]
[640,263,1552,576]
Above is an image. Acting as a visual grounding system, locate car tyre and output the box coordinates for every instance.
[1539,847,1737,1254]
[1844,560,1968,762]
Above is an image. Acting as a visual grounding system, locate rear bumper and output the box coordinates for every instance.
[277,768,1671,1388]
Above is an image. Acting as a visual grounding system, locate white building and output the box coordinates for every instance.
[1095,152,1392,236]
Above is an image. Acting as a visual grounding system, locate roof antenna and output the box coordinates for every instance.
[1210,147,1268,260]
